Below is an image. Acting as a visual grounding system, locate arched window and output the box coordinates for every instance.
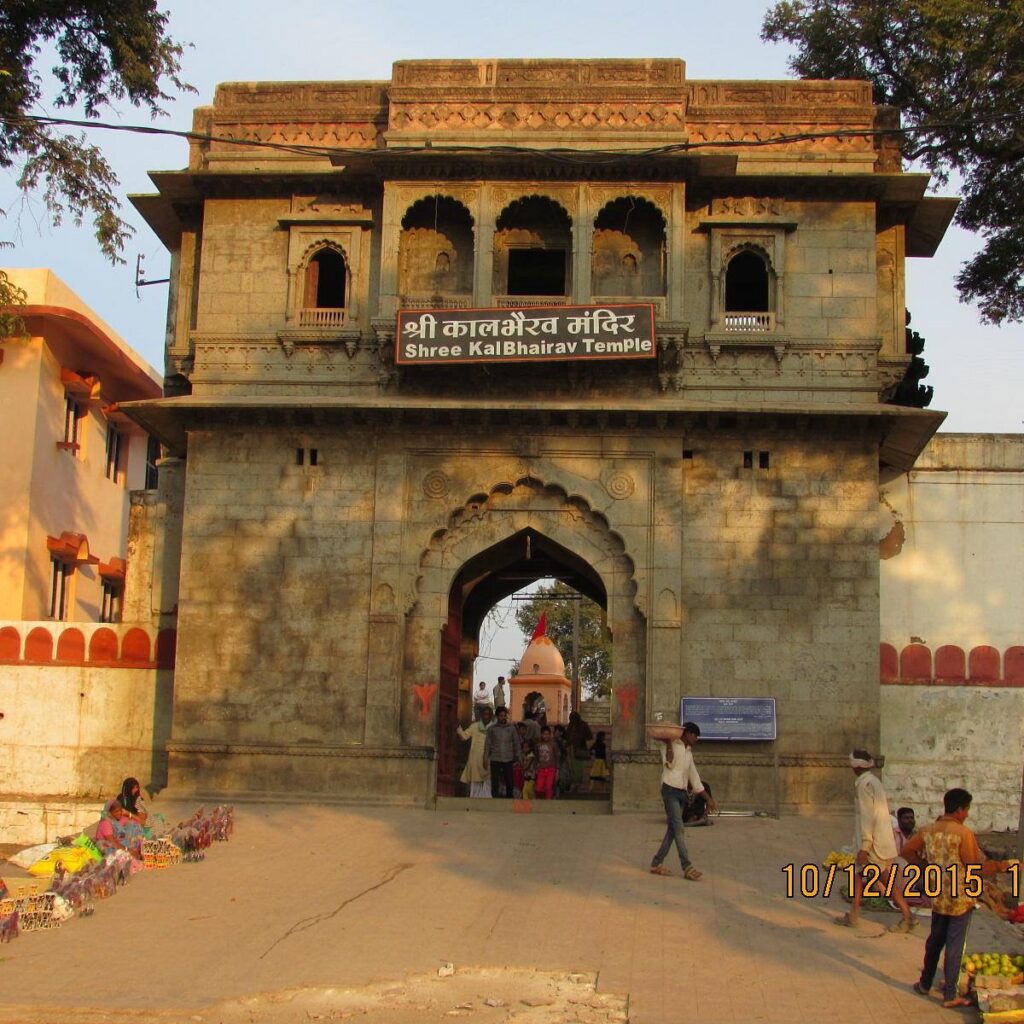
[303,248,347,310]
[725,250,769,312]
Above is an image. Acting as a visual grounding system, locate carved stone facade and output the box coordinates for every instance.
[126,58,953,811]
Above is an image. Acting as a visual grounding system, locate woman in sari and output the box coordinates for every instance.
[95,800,144,859]
[117,777,148,827]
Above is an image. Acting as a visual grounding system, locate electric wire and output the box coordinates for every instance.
[1,111,1010,165]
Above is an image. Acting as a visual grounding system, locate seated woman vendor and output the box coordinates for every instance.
[117,777,148,827]
[95,800,144,858]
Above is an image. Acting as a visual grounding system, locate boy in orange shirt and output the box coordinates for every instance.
[902,787,1017,1008]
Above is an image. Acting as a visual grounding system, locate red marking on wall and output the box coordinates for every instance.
[616,683,639,723]
[899,644,932,683]
[513,799,534,814]
[413,682,438,720]
[88,627,118,664]
[969,645,1000,683]
[156,628,177,669]
[0,626,20,662]
[1005,647,1024,686]
[121,627,151,664]
[879,643,898,683]
[934,645,966,683]
[24,627,53,663]
[56,628,86,664]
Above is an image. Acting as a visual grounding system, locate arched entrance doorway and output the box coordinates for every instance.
[436,528,608,796]
[402,476,648,804]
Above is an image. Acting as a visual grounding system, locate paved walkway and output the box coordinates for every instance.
[1,802,1021,1023]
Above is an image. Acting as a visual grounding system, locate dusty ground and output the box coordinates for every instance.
[2,803,1023,1024]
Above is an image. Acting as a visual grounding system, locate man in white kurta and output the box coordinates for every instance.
[457,705,493,798]
[837,751,915,930]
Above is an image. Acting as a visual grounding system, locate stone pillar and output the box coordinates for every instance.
[667,185,686,321]
[474,188,496,306]
[363,449,407,745]
[572,184,594,303]
[378,185,403,317]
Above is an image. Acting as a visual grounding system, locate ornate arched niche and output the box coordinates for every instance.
[400,477,647,748]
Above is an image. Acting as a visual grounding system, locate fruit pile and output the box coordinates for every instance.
[823,850,855,869]
[963,952,1024,990]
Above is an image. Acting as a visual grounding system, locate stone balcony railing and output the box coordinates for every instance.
[0,621,176,669]
[722,311,775,332]
[297,307,347,328]
[399,295,473,310]
[493,295,571,308]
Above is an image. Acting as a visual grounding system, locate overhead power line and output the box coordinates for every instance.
[1,111,1009,164]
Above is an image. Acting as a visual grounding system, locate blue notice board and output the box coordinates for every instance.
[681,697,777,741]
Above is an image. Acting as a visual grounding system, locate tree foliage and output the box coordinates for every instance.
[514,581,612,700]
[0,1,191,315]
[762,0,1024,324]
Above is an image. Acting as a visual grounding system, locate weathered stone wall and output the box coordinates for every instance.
[0,659,171,795]
[614,426,880,813]
[164,419,881,811]
[881,685,1024,832]
[878,433,1024,832]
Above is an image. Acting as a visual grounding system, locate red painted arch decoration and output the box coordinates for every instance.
[56,628,86,664]
[1006,647,1024,686]
[879,643,898,683]
[969,645,1001,683]
[934,645,966,683]
[120,627,151,664]
[882,642,1023,686]
[899,643,932,683]
[0,626,20,662]
[25,626,54,663]
[88,627,119,664]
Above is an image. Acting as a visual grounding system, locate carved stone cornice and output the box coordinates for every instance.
[167,741,434,760]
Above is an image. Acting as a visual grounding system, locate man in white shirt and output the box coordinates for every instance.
[649,722,718,881]
[473,681,492,714]
[835,749,915,931]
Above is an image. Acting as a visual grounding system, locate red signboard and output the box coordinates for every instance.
[395,303,657,366]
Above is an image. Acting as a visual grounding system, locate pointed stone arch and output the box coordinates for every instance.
[400,476,647,752]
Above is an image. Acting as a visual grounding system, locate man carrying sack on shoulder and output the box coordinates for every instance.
[649,721,718,881]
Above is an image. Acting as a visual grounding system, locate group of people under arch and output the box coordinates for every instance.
[457,689,608,800]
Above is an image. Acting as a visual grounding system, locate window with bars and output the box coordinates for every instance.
[105,424,124,482]
[100,580,123,623]
[49,558,73,620]
[61,397,83,452]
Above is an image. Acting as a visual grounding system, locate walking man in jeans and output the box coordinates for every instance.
[484,706,522,798]
[650,721,717,880]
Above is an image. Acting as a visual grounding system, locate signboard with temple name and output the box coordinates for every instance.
[681,697,777,741]
[396,303,656,365]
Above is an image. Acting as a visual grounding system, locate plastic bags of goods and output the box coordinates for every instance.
[26,846,95,877]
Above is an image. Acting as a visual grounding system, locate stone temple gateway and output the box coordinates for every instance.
[124,58,952,812]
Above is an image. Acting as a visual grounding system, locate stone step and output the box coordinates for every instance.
[435,796,611,815]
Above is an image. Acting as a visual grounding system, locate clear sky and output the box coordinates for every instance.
[3,0,1021,433]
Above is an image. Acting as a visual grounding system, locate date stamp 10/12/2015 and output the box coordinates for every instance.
[781,862,1022,900]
